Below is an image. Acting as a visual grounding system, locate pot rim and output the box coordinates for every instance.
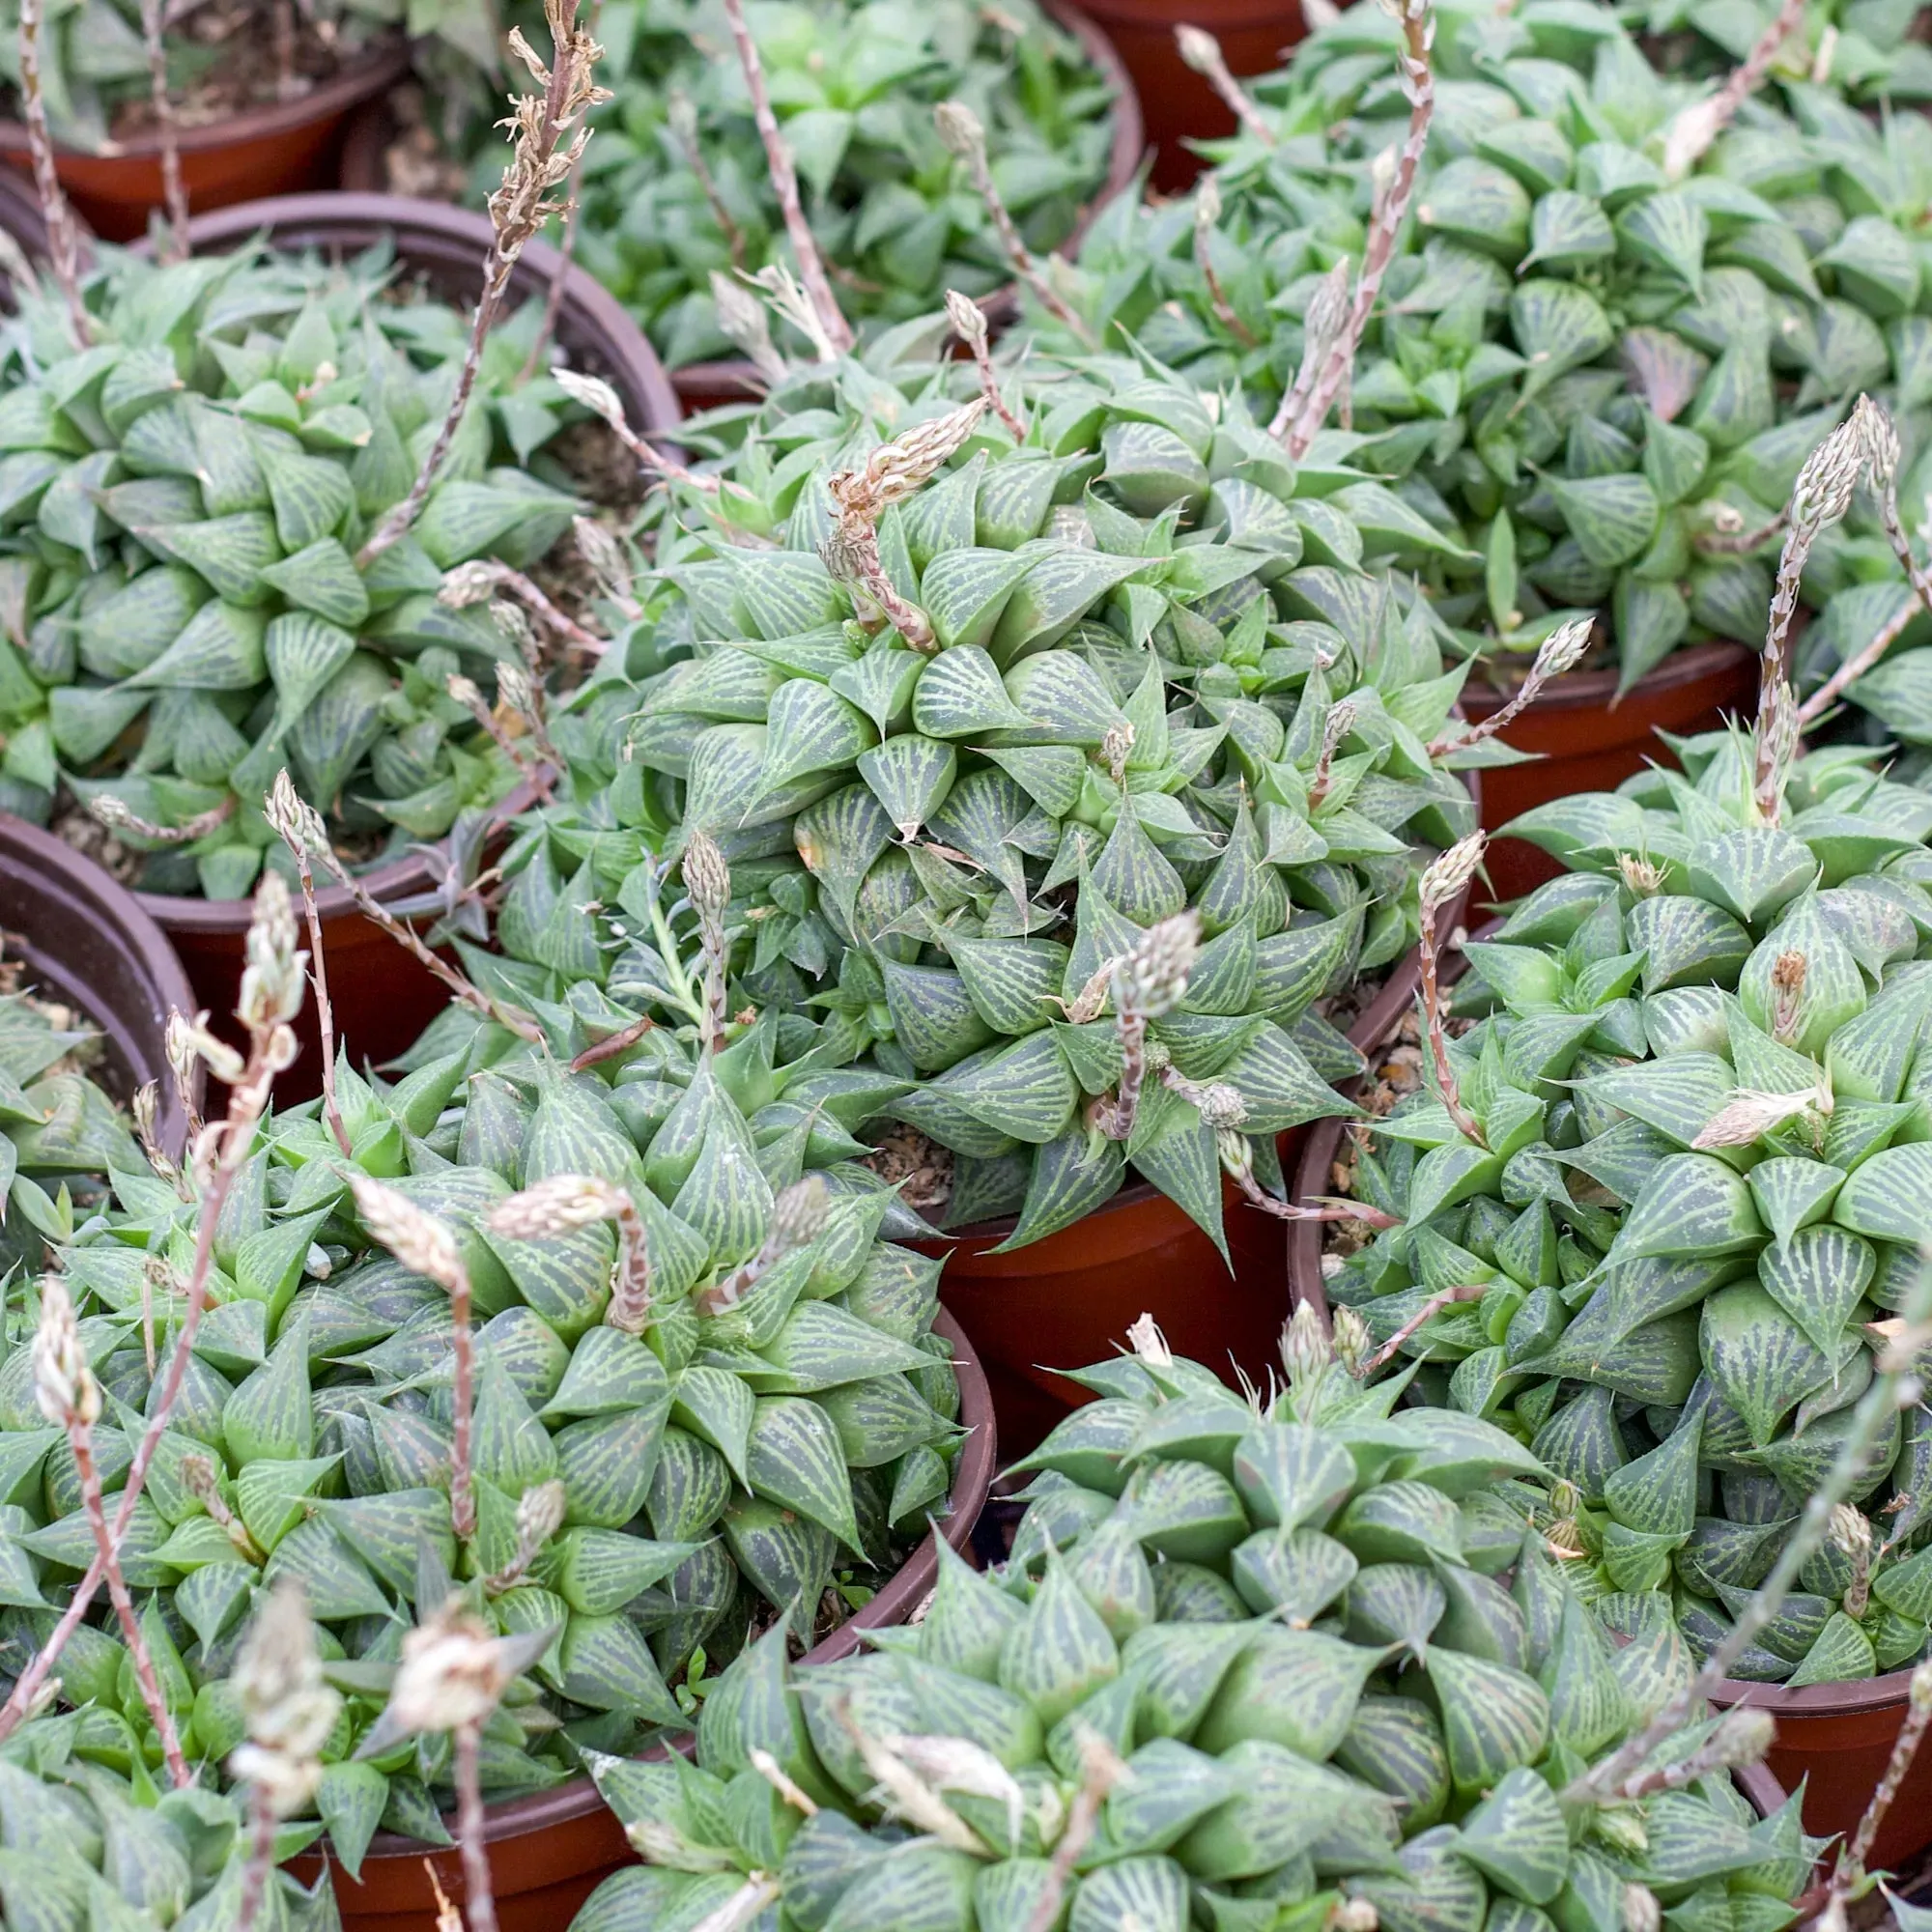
[0,40,411,162]
[1458,639,1756,721]
[667,0,1144,402]
[1286,917,1923,1723]
[0,807,200,1155]
[330,1304,996,1864]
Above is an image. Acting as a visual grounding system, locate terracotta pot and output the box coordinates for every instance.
[1462,641,1758,905]
[1288,929,1931,1875]
[0,42,412,242]
[0,810,197,1159]
[122,194,678,1097]
[290,1307,997,1932]
[1078,0,1304,190]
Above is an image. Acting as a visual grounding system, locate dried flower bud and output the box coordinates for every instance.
[1531,615,1595,685]
[1281,1299,1333,1385]
[387,1602,526,1734]
[1618,853,1665,896]
[1113,910,1201,1021]
[1829,1503,1872,1557]
[1770,950,1807,1042]
[446,672,485,713]
[89,794,136,832]
[683,829,732,923]
[180,1452,222,1511]
[1622,1884,1661,1932]
[266,769,329,860]
[232,1580,340,1815]
[1174,23,1223,72]
[438,561,499,609]
[239,871,306,1035]
[945,288,990,355]
[171,1013,245,1088]
[1191,1082,1250,1129]
[711,270,783,378]
[1125,1312,1173,1367]
[767,1175,831,1255]
[33,1277,98,1428]
[1330,1903,1378,1932]
[514,1479,567,1554]
[1331,1304,1371,1376]
[1101,719,1135,784]
[831,400,988,521]
[933,99,984,157]
[1852,392,1899,490]
[573,516,629,593]
[1195,176,1223,233]
[1789,411,1870,542]
[553,366,629,433]
[1420,832,1486,917]
[1691,1084,1829,1150]
[1706,1705,1776,1768]
[487,1174,628,1241]
[349,1172,466,1295]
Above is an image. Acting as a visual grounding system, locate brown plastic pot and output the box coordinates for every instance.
[1080,0,1305,190]
[288,1307,996,1932]
[1462,641,1758,905]
[0,810,197,1158]
[0,42,412,242]
[1288,930,1931,1876]
[641,0,1145,414]
[124,194,679,1098]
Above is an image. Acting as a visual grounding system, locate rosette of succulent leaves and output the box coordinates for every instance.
[0,237,595,898]
[569,1317,1821,1932]
[1323,728,1932,1687]
[1033,0,1932,697]
[0,1707,337,1931]
[493,0,1118,370]
[485,328,1505,1254]
[6,973,968,1861]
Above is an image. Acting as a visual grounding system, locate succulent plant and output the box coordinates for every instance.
[507,341,1497,1250]
[1324,727,1932,1684]
[569,1315,1821,1932]
[2,989,966,1858]
[505,0,1118,371]
[0,1708,338,1930]
[0,237,605,898]
[1031,0,1932,695]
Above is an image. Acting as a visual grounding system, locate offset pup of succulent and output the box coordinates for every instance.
[1034,0,1932,696]
[487,0,1119,373]
[570,1313,1824,1932]
[475,315,1536,1250]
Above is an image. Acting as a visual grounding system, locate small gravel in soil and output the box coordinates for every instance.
[110,2,347,135]
[379,84,469,202]
[862,1122,954,1214]
[50,809,138,886]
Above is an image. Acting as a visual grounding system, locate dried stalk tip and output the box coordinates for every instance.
[1125,1312,1173,1367]
[238,871,307,1037]
[33,1277,99,1428]
[487,1174,630,1240]
[231,1580,340,1818]
[349,1172,466,1294]
[1420,831,1486,917]
[1113,910,1201,1020]
[683,830,733,922]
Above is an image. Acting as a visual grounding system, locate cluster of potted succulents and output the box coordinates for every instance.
[9,0,1932,1928]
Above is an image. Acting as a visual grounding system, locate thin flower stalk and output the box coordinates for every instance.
[1281,0,1435,459]
[1307,697,1357,808]
[946,289,1028,441]
[711,270,786,385]
[717,0,852,355]
[180,1452,267,1564]
[136,0,188,261]
[265,772,350,1157]
[88,791,238,845]
[1023,1731,1126,1932]
[1800,587,1918,725]
[1662,0,1805,180]
[1268,258,1350,445]
[570,1010,656,1072]
[438,555,608,654]
[131,1082,189,1200]
[1418,832,1485,1147]
[1093,913,1200,1143]
[485,1175,654,1333]
[1192,179,1257,349]
[572,515,645,620]
[1829,1660,1932,1897]
[1694,506,1787,555]
[683,831,734,1050]
[33,1279,192,1787]
[675,96,748,269]
[15,0,91,346]
[824,400,987,650]
[349,1175,477,1542]
[1359,1282,1486,1374]
[519,0,606,385]
[485,1481,567,1593]
[1569,1260,1932,1804]
[446,672,557,805]
[697,1177,830,1317]
[359,0,609,565]
[1174,25,1274,146]
[1428,617,1594,755]
[0,877,302,1748]
[552,366,719,497]
[935,100,1094,346]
